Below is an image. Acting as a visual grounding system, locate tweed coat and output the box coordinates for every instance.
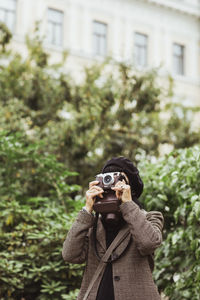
[62,201,164,300]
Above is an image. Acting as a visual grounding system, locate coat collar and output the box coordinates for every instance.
[96,217,106,251]
[95,217,131,255]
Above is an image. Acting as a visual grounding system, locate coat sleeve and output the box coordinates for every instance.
[62,210,95,264]
[120,201,164,256]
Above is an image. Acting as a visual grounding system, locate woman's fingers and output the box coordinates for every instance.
[111,186,122,199]
[114,180,126,188]
[112,186,122,191]
[90,186,103,193]
[86,181,104,212]
[89,180,100,188]
[87,185,104,199]
[88,189,104,198]
[93,190,104,197]
[112,180,131,200]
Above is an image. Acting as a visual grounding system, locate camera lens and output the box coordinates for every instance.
[104,175,112,184]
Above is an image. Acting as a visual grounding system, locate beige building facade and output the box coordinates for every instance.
[1,0,200,106]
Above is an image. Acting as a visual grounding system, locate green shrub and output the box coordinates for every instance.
[0,23,199,191]
[0,131,83,300]
[0,22,200,299]
[140,145,200,300]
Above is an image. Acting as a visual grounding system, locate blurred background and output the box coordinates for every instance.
[1,0,200,104]
[0,0,200,299]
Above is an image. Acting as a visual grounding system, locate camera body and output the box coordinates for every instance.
[93,172,125,214]
[96,172,123,190]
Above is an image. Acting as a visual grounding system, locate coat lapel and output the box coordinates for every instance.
[95,218,131,256]
[96,217,106,251]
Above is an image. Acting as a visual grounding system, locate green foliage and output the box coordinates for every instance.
[26,23,49,68]
[0,22,12,51]
[0,23,199,190]
[0,131,83,300]
[164,104,200,148]
[139,145,200,300]
[0,23,200,299]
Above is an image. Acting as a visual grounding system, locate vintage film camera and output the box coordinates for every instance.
[93,172,127,214]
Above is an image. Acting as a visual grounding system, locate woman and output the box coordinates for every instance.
[62,157,164,300]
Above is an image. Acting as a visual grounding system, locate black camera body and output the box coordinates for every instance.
[93,172,126,214]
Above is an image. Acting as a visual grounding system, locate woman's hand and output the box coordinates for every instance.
[85,181,104,213]
[112,180,132,203]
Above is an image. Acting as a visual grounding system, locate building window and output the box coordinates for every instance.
[173,43,185,75]
[0,0,16,33]
[47,8,63,46]
[93,21,107,56]
[134,32,148,67]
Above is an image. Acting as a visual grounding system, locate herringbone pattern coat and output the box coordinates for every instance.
[62,201,164,300]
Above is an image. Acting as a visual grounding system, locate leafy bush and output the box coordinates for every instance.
[0,22,12,51]
[0,22,200,299]
[1,131,199,299]
[140,145,200,300]
[0,131,83,300]
[0,24,199,190]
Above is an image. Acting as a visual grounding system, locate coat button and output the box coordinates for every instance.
[114,276,120,281]
[112,252,118,260]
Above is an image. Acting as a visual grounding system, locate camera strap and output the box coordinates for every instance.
[83,226,130,300]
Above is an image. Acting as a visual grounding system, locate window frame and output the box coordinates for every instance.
[92,20,107,57]
[47,7,64,47]
[0,0,17,33]
[173,42,185,76]
[134,32,148,68]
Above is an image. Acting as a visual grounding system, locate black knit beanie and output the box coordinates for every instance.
[102,156,143,208]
